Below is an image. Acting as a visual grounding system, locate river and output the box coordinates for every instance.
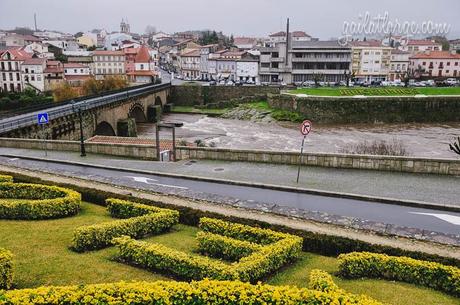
[137,113,460,158]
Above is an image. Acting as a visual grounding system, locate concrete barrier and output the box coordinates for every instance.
[176,146,460,176]
[0,138,157,160]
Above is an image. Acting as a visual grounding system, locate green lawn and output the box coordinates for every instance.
[0,201,457,305]
[170,105,229,115]
[288,87,460,96]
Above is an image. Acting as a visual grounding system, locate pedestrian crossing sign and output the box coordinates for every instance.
[37,113,49,125]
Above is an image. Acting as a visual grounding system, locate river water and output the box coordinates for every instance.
[137,113,460,158]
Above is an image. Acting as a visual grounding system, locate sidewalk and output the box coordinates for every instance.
[0,147,459,207]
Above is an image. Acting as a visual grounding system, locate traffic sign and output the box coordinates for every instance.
[300,120,312,136]
[37,113,49,125]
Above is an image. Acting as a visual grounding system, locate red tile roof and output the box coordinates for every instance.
[93,50,124,56]
[233,37,257,45]
[0,47,33,61]
[410,51,460,60]
[21,58,46,65]
[63,63,89,68]
[269,31,286,37]
[135,45,151,62]
[407,39,440,46]
[181,49,201,57]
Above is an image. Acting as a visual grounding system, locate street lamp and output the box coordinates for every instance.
[71,100,86,157]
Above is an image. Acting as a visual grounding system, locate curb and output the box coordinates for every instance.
[1,153,460,213]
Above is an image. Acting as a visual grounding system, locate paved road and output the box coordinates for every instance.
[1,156,459,236]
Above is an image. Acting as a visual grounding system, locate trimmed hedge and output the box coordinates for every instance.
[0,183,81,220]
[338,252,460,297]
[0,278,382,305]
[0,175,13,183]
[0,248,13,290]
[115,217,302,282]
[71,199,179,252]
[6,171,460,267]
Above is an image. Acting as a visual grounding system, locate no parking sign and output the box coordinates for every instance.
[297,120,312,183]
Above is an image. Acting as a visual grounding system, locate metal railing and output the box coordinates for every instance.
[0,82,171,135]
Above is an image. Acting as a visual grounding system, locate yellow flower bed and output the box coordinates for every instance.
[0,248,13,290]
[114,217,303,282]
[0,175,13,183]
[0,278,383,305]
[71,198,179,252]
[338,251,460,297]
[0,182,81,220]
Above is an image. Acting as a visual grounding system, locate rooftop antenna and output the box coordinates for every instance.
[34,13,37,31]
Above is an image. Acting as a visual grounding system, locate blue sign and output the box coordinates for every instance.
[37,113,49,125]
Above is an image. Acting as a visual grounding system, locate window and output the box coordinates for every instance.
[447,62,451,66]
[37,75,41,81]
[16,73,20,80]
[0,62,4,70]
[31,76,35,81]
[422,62,426,66]
[80,69,83,73]
[140,64,144,69]
[74,69,77,73]
[25,68,29,73]
[2,73,5,81]
[65,69,68,73]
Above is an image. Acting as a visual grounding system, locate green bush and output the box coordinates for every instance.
[115,217,302,282]
[0,183,81,220]
[0,248,13,290]
[0,278,383,305]
[0,175,13,183]
[338,252,460,297]
[71,199,179,252]
[308,269,340,293]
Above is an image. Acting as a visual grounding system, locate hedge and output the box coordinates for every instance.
[71,199,179,252]
[115,217,302,282]
[0,175,13,183]
[6,171,460,267]
[0,248,13,290]
[338,252,460,297]
[0,278,382,305]
[0,183,81,220]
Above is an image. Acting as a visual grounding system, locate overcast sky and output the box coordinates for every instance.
[1,0,459,39]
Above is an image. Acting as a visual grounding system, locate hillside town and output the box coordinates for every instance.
[1,18,460,95]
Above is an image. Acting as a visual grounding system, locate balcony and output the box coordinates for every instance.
[292,57,350,63]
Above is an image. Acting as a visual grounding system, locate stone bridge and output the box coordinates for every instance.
[0,83,171,140]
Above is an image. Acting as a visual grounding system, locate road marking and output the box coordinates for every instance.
[125,176,189,190]
[409,212,460,225]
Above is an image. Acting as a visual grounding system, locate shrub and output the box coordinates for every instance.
[339,138,409,156]
[0,183,81,220]
[338,252,460,297]
[0,175,13,183]
[0,248,13,290]
[0,278,382,305]
[115,217,302,282]
[71,199,179,252]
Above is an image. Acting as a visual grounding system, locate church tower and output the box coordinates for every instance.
[120,18,130,34]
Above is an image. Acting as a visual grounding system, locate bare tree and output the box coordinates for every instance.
[450,137,460,156]
[313,72,324,87]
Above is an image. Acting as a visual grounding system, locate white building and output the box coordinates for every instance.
[0,34,41,47]
[389,49,410,81]
[23,42,54,59]
[200,44,218,80]
[351,41,392,82]
[127,45,158,84]
[92,50,126,80]
[410,51,460,78]
[104,33,133,51]
[180,48,201,79]
[21,58,46,92]
[267,31,312,46]
[400,39,442,55]
[236,59,259,83]
[0,47,33,92]
[63,63,91,86]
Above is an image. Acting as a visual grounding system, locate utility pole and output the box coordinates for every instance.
[34,13,37,31]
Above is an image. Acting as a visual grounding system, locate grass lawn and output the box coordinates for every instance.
[0,201,457,305]
[170,105,229,116]
[288,86,460,96]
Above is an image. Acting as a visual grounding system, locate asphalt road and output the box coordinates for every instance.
[1,156,459,236]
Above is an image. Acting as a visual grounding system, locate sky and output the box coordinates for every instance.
[1,0,459,39]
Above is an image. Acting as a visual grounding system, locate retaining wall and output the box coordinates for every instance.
[170,85,280,106]
[268,94,460,124]
[0,138,157,160]
[176,146,460,176]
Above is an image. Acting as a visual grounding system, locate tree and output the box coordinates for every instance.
[145,25,157,35]
[344,70,356,87]
[52,82,78,102]
[312,72,324,87]
[450,137,460,156]
[75,31,84,38]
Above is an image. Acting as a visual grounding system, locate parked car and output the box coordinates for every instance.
[425,79,435,87]
[446,78,459,86]
[209,81,217,86]
[302,81,315,87]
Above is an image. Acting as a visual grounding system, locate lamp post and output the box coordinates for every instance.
[72,100,86,157]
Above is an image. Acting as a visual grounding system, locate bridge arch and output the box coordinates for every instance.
[128,103,147,123]
[155,96,163,107]
[95,121,116,136]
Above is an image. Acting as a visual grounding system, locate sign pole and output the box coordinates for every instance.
[42,124,47,157]
[296,135,306,183]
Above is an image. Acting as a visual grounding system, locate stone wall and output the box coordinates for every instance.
[176,146,460,176]
[0,138,157,160]
[268,94,460,124]
[170,85,280,106]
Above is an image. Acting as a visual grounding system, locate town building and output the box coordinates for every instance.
[450,39,460,53]
[409,51,460,78]
[233,37,258,50]
[44,60,65,90]
[120,19,131,34]
[259,39,351,84]
[200,44,219,80]
[179,48,201,79]
[21,58,46,92]
[63,63,91,87]
[126,45,159,84]
[389,49,410,81]
[399,39,442,55]
[236,55,259,83]
[0,34,41,48]
[0,47,33,92]
[351,40,392,82]
[266,31,312,47]
[92,50,126,80]
[23,42,54,59]
[77,33,98,48]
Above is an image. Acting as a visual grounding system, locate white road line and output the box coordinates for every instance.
[125,176,188,190]
[409,212,460,225]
